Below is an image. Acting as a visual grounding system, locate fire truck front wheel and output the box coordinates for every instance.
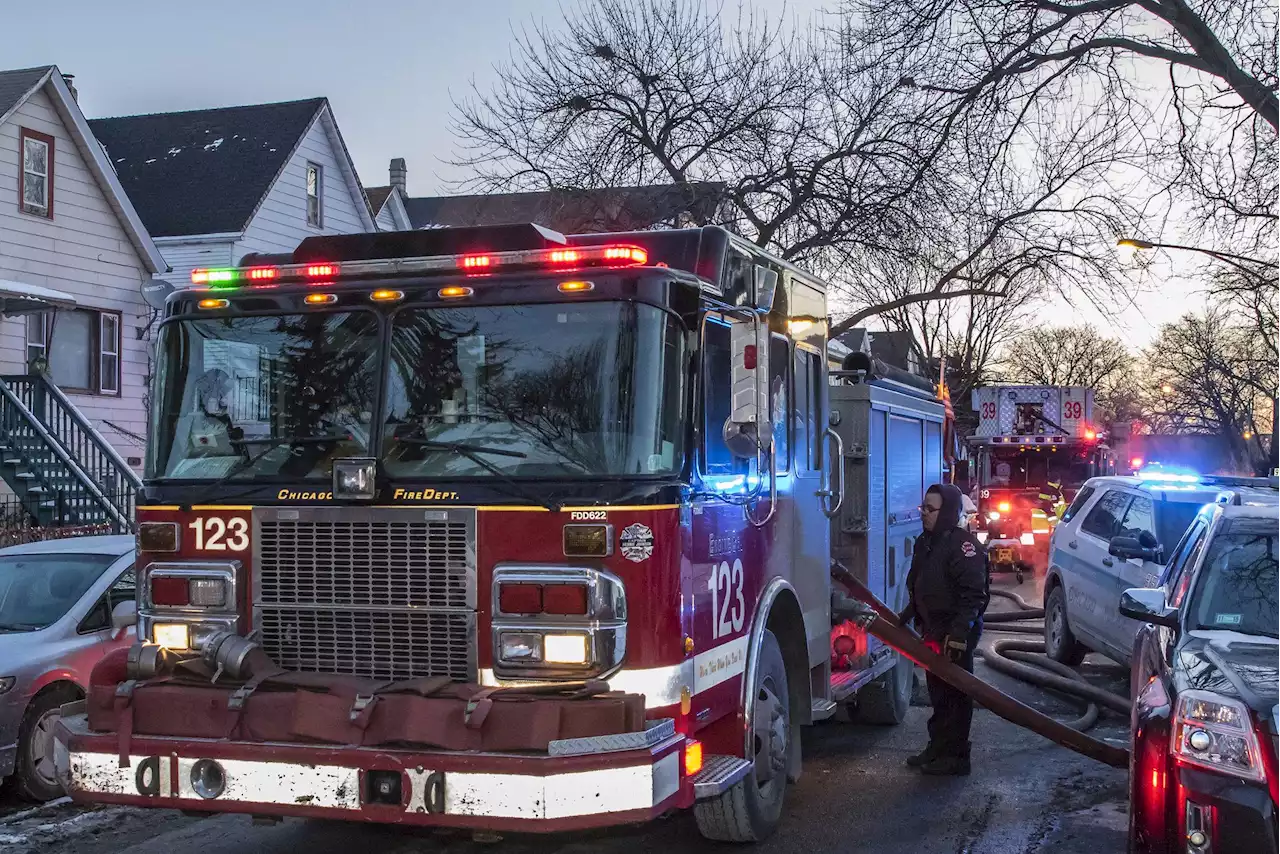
[694,629,790,843]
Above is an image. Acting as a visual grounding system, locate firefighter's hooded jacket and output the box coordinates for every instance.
[904,483,990,641]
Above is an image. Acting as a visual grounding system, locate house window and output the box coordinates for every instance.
[100,313,120,394]
[29,309,122,395]
[19,128,54,218]
[25,313,47,368]
[306,162,323,227]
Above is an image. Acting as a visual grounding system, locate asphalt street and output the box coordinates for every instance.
[1,575,1134,854]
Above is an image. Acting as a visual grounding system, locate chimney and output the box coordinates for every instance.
[389,158,407,193]
[62,73,77,102]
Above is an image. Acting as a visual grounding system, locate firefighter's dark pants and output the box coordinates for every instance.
[925,626,981,758]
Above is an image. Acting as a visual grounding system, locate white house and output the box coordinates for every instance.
[0,65,166,468]
[89,97,377,287]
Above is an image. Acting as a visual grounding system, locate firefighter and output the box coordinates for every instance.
[1038,479,1065,520]
[899,483,990,776]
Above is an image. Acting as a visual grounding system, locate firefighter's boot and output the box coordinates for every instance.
[920,744,971,776]
[905,744,941,768]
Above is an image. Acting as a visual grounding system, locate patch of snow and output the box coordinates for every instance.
[0,832,26,844]
[203,137,224,151]
[268,148,277,152]
[144,158,157,164]
[0,797,71,824]
[167,147,183,157]
[115,157,126,163]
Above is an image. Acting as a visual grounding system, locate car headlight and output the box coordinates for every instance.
[0,676,14,695]
[1172,689,1264,781]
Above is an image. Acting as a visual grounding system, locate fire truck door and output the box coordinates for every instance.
[789,345,832,667]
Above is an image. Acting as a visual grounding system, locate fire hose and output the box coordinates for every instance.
[830,562,1130,769]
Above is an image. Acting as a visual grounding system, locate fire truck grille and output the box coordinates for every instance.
[257,609,474,681]
[253,508,476,681]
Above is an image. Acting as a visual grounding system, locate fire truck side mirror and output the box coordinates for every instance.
[751,266,778,312]
[724,317,772,459]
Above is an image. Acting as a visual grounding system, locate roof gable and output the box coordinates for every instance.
[0,64,165,273]
[88,98,325,238]
[0,66,54,122]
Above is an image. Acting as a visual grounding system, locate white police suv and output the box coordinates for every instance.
[1042,469,1278,667]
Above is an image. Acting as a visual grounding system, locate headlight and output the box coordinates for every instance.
[154,623,192,650]
[1172,690,1264,781]
[499,632,543,663]
[544,634,588,664]
[988,511,1001,521]
[0,676,14,695]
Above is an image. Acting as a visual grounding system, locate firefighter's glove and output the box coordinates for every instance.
[942,636,967,665]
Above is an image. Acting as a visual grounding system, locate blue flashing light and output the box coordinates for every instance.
[1136,468,1200,484]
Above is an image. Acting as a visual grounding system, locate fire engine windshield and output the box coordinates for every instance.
[148,312,380,480]
[383,302,685,477]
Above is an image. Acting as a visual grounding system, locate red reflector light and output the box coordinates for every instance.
[1131,457,1144,468]
[743,344,757,370]
[150,576,189,607]
[304,264,338,278]
[499,583,542,614]
[462,254,493,269]
[542,585,589,616]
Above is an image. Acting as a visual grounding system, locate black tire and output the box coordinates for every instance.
[1044,586,1087,666]
[853,650,913,725]
[694,630,790,843]
[15,684,79,802]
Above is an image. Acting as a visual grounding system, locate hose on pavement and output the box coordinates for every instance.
[830,562,1130,769]
[979,586,1132,726]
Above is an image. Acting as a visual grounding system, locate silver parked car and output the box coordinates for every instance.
[0,535,136,801]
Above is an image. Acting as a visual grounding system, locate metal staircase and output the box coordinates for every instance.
[0,375,139,532]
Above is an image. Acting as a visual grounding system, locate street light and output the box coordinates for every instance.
[1116,238,1276,278]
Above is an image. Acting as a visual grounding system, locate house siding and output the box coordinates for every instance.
[0,85,153,468]
[374,202,398,232]
[235,112,372,260]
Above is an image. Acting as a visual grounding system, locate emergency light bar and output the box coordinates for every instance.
[190,243,649,287]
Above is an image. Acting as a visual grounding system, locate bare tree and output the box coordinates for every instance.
[1001,324,1142,424]
[1140,307,1273,472]
[451,0,1142,329]
[845,0,1279,230]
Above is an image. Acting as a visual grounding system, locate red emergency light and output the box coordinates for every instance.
[191,243,651,288]
[1131,456,1144,468]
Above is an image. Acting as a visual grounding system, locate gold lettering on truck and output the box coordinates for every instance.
[392,488,460,501]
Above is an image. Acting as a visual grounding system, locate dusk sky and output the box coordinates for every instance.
[7,0,1202,345]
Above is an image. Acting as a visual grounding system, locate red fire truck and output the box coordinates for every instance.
[968,385,1114,579]
[52,225,942,842]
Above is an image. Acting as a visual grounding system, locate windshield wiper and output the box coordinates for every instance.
[400,438,560,511]
[0,622,44,632]
[182,432,352,508]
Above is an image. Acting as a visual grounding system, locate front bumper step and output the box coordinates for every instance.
[54,713,695,831]
[691,754,752,799]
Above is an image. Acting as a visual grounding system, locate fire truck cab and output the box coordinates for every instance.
[52,224,940,842]
[969,385,1114,581]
